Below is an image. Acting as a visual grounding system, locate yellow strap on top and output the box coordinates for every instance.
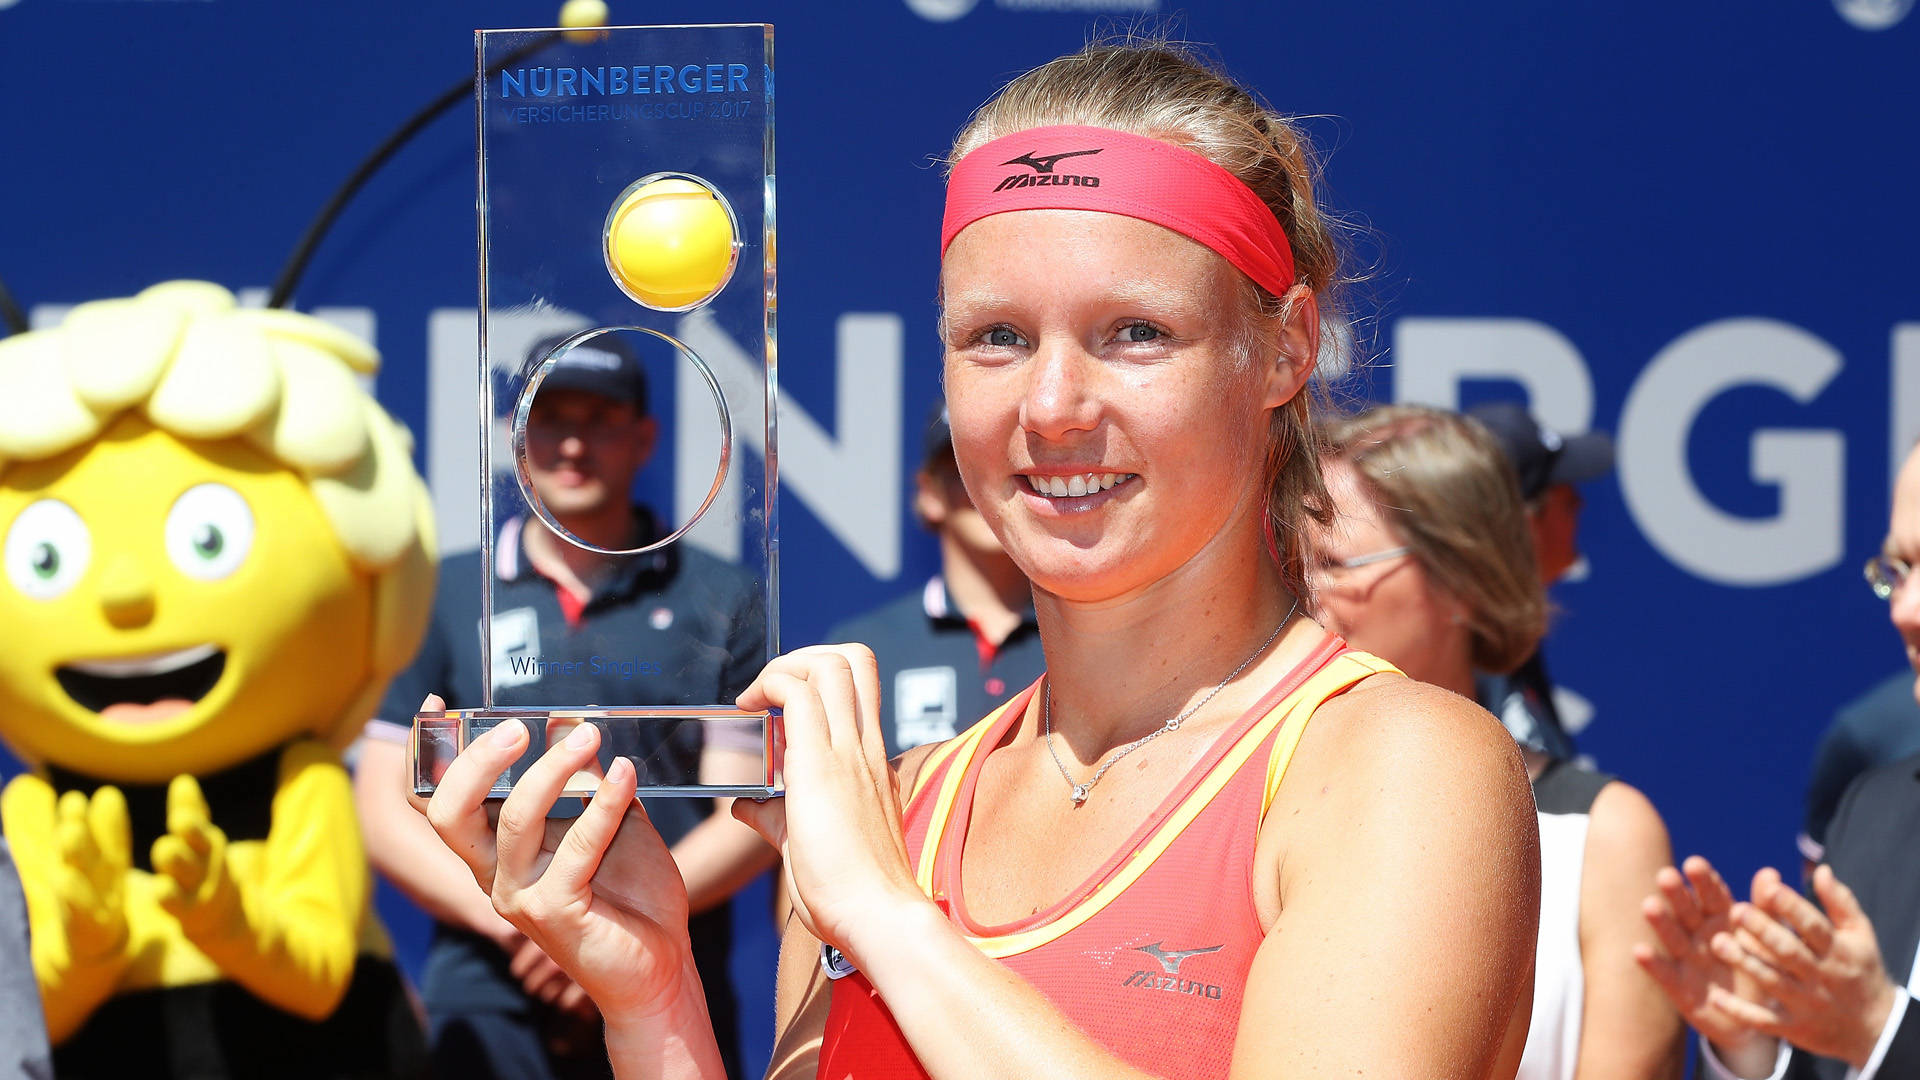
[915,651,1399,958]
[905,730,969,804]
[910,695,1026,893]
[1260,650,1403,820]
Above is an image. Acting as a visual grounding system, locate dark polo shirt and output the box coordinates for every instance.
[826,576,1046,757]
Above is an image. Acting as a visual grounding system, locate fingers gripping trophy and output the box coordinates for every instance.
[413,22,779,802]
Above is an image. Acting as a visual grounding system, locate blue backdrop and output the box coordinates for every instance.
[2,0,1916,1074]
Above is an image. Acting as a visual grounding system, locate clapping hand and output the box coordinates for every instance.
[152,775,240,936]
[1635,855,1775,1060]
[1637,856,1901,1073]
[1705,865,1898,1068]
[52,786,133,962]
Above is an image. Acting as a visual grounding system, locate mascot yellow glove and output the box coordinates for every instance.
[56,787,132,959]
[138,748,366,1022]
[1,775,132,1042]
[151,775,239,935]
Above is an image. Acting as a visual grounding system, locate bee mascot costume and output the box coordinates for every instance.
[0,281,435,1077]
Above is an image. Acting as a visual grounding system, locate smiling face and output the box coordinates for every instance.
[0,416,375,782]
[940,210,1306,604]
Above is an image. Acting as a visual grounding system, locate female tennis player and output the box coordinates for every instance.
[422,41,1541,1080]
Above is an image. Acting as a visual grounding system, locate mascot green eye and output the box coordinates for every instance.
[4,500,92,601]
[166,484,255,581]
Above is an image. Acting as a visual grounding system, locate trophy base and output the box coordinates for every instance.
[412,707,779,799]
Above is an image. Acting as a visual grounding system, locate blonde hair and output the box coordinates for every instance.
[0,280,436,746]
[1320,405,1545,675]
[945,39,1353,600]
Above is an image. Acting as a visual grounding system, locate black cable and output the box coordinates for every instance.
[0,273,27,337]
[268,31,560,309]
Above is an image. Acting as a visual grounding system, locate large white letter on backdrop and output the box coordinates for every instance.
[677,310,903,577]
[1891,324,1920,495]
[1617,319,1843,587]
[1392,318,1594,435]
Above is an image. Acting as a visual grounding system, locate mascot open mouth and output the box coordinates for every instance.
[54,644,227,724]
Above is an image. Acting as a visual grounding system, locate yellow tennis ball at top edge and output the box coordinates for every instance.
[558,0,608,42]
[606,179,737,309]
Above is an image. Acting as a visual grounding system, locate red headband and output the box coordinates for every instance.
[941,125,1297,296]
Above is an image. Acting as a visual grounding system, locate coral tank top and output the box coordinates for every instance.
[816,637,1398,1079]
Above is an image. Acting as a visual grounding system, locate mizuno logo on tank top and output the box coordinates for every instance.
[1119,969,1227,1000]
[1135,941,1223,973]
[1121,941,1228,1001]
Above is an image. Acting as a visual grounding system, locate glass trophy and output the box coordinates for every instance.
[413,24,778,799]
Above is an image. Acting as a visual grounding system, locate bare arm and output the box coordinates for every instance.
[1230,678,1540,1078]
[439,648,1540,1080]
[1573,782,1684,1080]
[670,747,778,916]
[740,650,1168,1080]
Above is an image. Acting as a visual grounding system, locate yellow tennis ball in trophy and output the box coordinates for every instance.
[558,0,608,43]
[605,178,738,310]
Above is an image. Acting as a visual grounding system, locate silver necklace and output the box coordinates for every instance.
[1043,598,1299,806]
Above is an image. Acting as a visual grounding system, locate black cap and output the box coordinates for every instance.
[1467,401,1613,501]
[529,332,649,416]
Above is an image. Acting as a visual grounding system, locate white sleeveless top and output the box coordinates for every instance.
[1517,762,1613,1080]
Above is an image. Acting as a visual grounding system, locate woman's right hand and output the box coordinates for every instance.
[418,695,696,1019]
[730,645,929,965]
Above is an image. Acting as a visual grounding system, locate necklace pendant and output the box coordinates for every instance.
[1071,783,1091,805]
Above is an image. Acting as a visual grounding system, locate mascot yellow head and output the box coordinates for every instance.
[0,281,435,783]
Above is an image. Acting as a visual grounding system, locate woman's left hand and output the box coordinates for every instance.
[731,645,930,961]
[422,701,695,1020]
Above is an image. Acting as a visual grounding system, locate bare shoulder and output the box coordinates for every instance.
[1266,672,1537,882]
[1582,779,1673,885]
[1587,779,1670,847]
[1242,673,1540,1076]
[1289,672,1533,809]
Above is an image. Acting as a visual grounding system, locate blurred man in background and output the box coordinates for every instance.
[1641,442,1920,1080]
[1470,401,1615,761]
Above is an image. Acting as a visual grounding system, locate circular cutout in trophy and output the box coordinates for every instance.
[510,326,732,557]
[602,173,741,312]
